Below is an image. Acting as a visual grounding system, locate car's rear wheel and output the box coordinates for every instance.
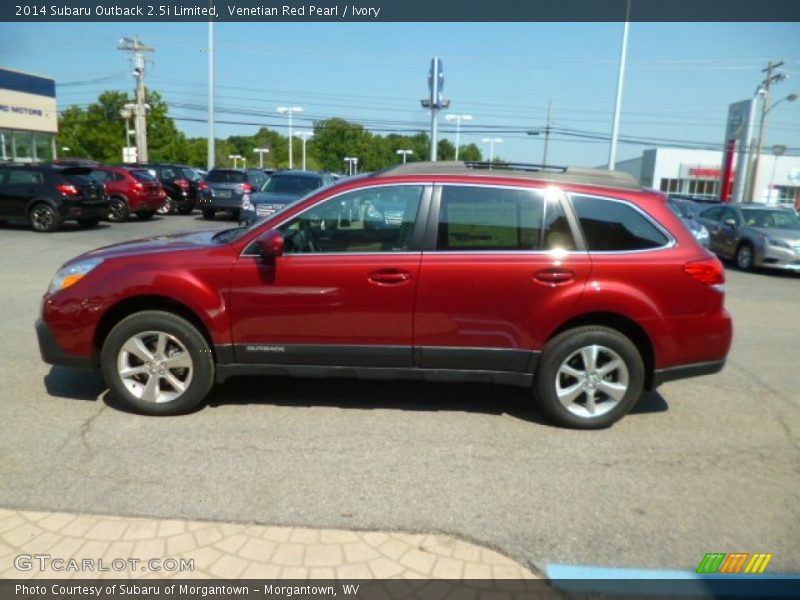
[30,203,60,232]
[157,197,176,215]
[736,243,754,271]
[534,326,644,429]
[202,208,215,220]
[101,311,215,416]
[108,197,130,222]
[136,210,156,220]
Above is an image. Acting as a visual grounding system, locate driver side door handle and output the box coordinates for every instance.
[368,269,411,285]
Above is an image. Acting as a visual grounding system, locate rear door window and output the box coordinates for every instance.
[5,169,44,185]
[436,186,546,251]
[130,169,157,182]
[571,195,670,252]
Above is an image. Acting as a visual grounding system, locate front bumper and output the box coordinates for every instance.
[755,244,800,270]
[36,318,94,370]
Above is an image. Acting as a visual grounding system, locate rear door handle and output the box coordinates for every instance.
[368,269,411,285]
[534,269,575,285]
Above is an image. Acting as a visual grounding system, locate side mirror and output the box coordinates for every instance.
[723,218,737,228]
[255,229,284,258]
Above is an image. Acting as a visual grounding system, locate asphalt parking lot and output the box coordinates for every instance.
[0,215,798,576]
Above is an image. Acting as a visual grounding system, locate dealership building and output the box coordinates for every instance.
[0,67,58,163]
[615,147,800,206]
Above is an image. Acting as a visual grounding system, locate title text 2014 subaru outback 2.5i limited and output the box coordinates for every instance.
[36,162,733,429]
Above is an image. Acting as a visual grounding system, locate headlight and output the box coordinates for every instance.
[695,225,710,240]
[766,238,790,249]
[48,258,104,295]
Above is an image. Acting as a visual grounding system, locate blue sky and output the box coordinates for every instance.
[1,21,798,166]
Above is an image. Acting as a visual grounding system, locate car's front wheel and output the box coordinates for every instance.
[157,196,176,215]
[30,203,60,232]
[101,311,215,415]
[735,243,754,271]
[108,197,130,222]
[534,326,644,429]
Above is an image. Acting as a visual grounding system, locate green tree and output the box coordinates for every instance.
[57,89,187,164]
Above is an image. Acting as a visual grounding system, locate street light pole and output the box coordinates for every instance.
[482,138,502,164]
[396,149,413,164]
[747,61,795,201]
[295,132,313,171]
[277,106,303,169]
[445,114,473,160]
[608,0,631,170]
[253,147,270,169]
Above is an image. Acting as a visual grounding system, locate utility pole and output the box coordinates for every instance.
[542,99,553,165]
[746,60,786,202]
[208,20,215,170]
[421,57,450,161]
[118,36,154,163]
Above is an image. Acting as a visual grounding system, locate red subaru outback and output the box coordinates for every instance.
[36,162,732,428]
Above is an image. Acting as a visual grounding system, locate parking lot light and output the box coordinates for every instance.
[277,107,304,169]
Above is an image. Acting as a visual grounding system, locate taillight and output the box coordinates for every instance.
[57,184,79,196]
[683,257,725,287]
[240,183,254,193]
[132,182,144,192]
[175,179,189,189]
[198,181,208,191]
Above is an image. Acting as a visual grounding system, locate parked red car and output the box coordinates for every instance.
[36,162,732,428]
[88,166,167,222]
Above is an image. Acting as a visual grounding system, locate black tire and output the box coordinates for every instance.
[108,196,130,222]
[157,196,176,215]
[29,203,60,233]
[202,208,216,220]
[100,311,215,416]
[77,217,101,228]
[735,243,754,271]
[136,210,156,220]
[534,326,644,429]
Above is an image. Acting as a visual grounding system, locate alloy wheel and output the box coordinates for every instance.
[116,331,194,404]
[31,206,55,232]
[555,344,629,418]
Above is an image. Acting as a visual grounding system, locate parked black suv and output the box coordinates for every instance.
[0,163,108,232]
[136,164,202,215]
[199,168,267,220]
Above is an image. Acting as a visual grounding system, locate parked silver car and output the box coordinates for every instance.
[696,203,800,271]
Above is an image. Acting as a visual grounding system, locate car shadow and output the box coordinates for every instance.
[44,367,106,401]
[46,366,669,426]
[0,220,112,233]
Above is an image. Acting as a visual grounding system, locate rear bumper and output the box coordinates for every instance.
[652,359,726,387]
[59,199,109,221]
[36,318,94,370]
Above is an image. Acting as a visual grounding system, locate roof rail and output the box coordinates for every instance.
[375,161,640,189]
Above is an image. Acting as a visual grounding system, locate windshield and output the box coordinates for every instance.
[206,170,247,183]
[261,174,323,195]
[667,200,699,219]
[740,208,800,230]
[214,181,340,244]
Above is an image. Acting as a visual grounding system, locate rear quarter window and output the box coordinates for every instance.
[571,194,670,252]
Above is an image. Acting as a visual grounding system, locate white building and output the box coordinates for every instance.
[614,148,800,207]
[0,67,58,162]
